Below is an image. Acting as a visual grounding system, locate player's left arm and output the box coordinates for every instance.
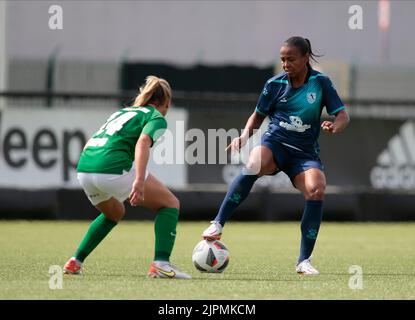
[129,134,152,206]
[320,75,350,134]
[129,117,167,206]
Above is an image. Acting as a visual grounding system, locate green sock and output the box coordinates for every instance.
[154,207,179,262]
[74,213,117,263]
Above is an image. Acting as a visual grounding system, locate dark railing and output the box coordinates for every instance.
[1,91,415,113]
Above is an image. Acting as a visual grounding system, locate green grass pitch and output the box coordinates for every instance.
[0,220,414,299]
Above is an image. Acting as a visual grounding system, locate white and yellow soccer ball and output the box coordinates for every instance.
[192,239,230,273]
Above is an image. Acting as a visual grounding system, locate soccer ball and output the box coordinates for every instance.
[192,239,230,273]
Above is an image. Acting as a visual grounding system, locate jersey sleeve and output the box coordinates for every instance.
[141,117,167,146]
[321,76,346,115]
[255,81,274,117]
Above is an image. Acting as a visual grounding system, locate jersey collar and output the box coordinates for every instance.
[287,66,313,89]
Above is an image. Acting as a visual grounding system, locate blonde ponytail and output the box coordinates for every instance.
[133,76,172,108]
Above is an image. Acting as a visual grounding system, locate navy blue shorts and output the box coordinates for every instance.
[260,134,324,181]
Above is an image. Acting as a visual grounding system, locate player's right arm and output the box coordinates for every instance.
[227,112,266,152]
[227,80,272,152]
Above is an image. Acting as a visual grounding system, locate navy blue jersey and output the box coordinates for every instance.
[255,68,345,156]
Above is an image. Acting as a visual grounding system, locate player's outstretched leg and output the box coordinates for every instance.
[202,167,258,240]
[203,144,278,240]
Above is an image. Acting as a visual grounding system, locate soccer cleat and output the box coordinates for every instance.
[63,257,83,275]
[202,221,223,241]
[296,258,319,275]
[148,261,191,279]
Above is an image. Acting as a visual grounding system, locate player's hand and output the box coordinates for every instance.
[321,121,338,134]
[129,179,145,206]
[225,136,248,153]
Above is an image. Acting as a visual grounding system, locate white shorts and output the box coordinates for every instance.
[77,166,149,206]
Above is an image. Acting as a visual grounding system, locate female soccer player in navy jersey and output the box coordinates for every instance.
[202,36,350,275]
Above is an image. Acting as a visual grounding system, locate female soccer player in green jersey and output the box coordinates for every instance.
[63,76,191,279]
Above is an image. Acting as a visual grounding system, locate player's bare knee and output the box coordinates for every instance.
[116,208,126,220]
[102,210,124,222]
[258,167,268,177]
[307,185,325,200]
[164,195,180,210]
[245,160,262,176]
[96,200,125,221]
[172,196,180,210]
[257,161,277,177]
[112,201,125,219]
[246,160,257,173]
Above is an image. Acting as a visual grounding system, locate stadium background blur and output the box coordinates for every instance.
[1,0,415,222]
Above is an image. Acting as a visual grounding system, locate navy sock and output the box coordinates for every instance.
[214,168,258,226]
[298,200,323,263]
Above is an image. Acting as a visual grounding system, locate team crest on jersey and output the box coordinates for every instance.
[307,92,316,104]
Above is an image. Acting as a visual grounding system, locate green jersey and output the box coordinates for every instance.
[77,106,167,174]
